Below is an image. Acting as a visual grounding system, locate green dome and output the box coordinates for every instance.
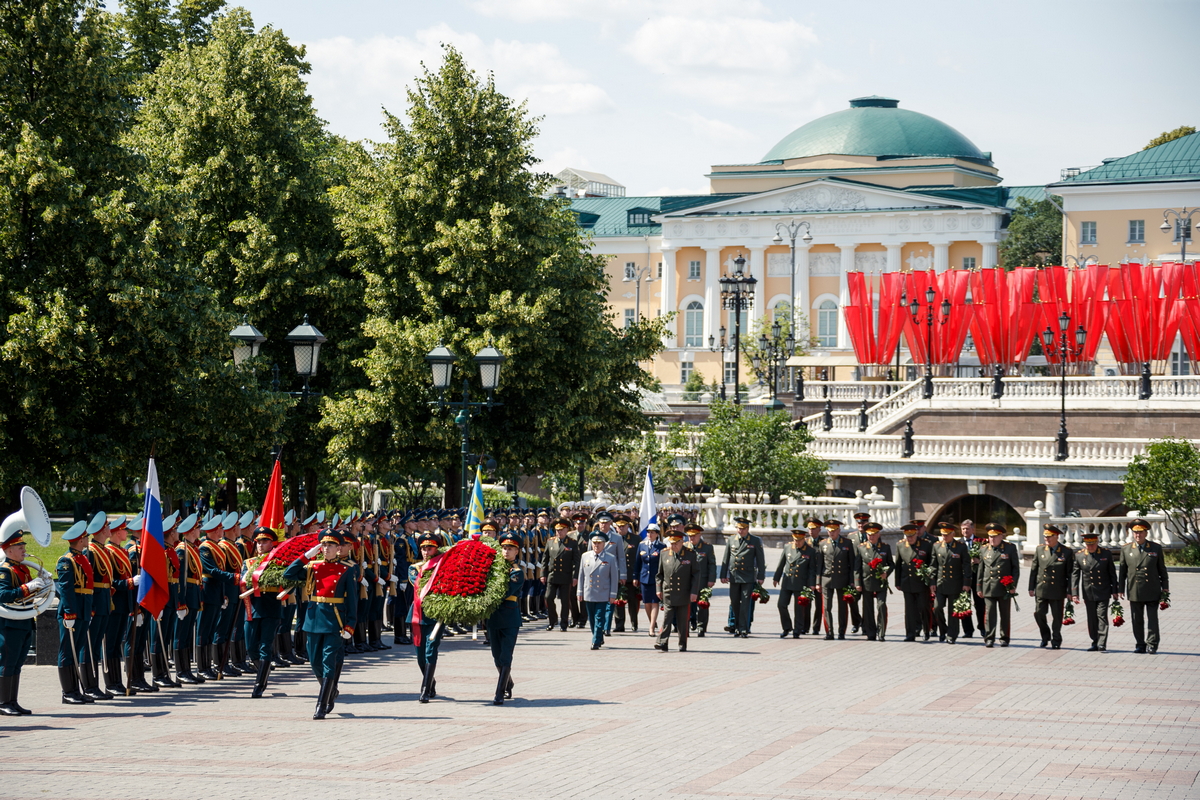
[762,97,991,165]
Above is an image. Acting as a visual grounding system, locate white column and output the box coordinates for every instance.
[891,477,911,524]
[749,246,765,330]
[794,243,811,322]
[660,247,677,347]
[703,247,722,341]
[838,243,856,349]
[1042,480,1067,518]
[933,241,950,273]
[982,242,998,268]
[886,243,904,272]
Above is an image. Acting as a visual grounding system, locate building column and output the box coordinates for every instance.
[1041,480,1067,518]
[932,241,951,273]
[704,246,722,341]
[794,243,811,318]
[891,477,911,524]
[749,246,766,330]
[660,247,678,347]
[838,243,856,349]
[886,243,904,273]
[981,241,998,269]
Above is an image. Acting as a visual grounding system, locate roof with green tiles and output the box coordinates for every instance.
[569,195,747,237]
[912,185,1045,209]
[1052,132,1200,185]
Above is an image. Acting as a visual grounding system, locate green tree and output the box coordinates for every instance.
[740,307,812,389]
[696,400,826,503]
[999,197,1062,268]
[543,425,693,504]
[322,46,664,501]
[1124,438,1200,549]
[1144,126,1195,150]
[116,0,225,77]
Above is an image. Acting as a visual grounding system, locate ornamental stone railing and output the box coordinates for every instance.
[698,488,901,546]
[1021,501,1179,552]
[807,434,1173,466]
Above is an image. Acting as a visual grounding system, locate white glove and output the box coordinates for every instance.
[389,574,399,584]
[131,574,141,587]
[64,617,75,629]
[177,608,188,620]
[135,613,144,627]
[340,629,352,640]
[221,599,228,609]
[376,577,385,586]
[304,544,322,559]
[360,578,368,587]
[375,559,382,566]
[23,577,47,593]
[399,582,409,590]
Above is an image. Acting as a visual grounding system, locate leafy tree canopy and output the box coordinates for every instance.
[1124,438,1200,547]
[1144,126,1195,150]
[999,197,1062,268]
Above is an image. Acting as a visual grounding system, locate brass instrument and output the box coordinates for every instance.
[0,487,55,619]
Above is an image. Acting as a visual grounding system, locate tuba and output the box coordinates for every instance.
[0,487,56,620]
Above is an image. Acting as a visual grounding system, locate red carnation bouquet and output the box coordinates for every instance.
[1110,598,1125,626]
[913,558,934,585]
[1063,598,1076,625]
[951,590,973,618]
[416,538,509,625]
[1159,591,1171,611]
[868,556,890,585]
[842,585,860,604]
[697,586,712,608]
[999,575,1015,593]
[613,584,629,607]
[796,586,815,606]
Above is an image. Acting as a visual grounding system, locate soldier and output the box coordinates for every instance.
[173,513,204,684]
[854,521,893,641]
[895,523,933,642]
[615,514,641,632]
[773,528,818,638]
[409,531,446,701]
[121,516,158,694]
[852,512,871,543]
[654,524,701,652]
[487,531,524,705]
[105,515,143,694]
[634,522,666,635]
[284,530,358,719]
[1071,531,1117,651]
[719,517,765,638]
[958,519,986,638]
[242,527,285,697]
[931,521,971,644]
[55,521,95,705]
[816,518,855,640]
[685,522,717,637]
[1118,518,1169,654]
[568,511,590,627]
[540,518,579,631]
[803,518,825,634]
[0,524,51,714]
[1028,523,1073,649]
[976,522,1020,648]
[215,512,248,676]
[198,515,236,680]
[80,512,113,700]
[147,515,181,689]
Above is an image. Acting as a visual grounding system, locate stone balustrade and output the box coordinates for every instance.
[1021,501,1181,551]
[696,488,901,546]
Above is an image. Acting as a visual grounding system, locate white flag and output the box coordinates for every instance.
[638,466,657,539]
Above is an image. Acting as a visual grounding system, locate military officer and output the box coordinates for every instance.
[976,522,1020,647]
[854,521,893,641]
[959,519,986,637]
[773,528,818,638]
[173,513,204,683]
[826,520,862,633]
[685,522,717,637]
[55,520,96,705]
[487,531,524,705]
[81,512,114,695]
[615,514,641,632]
[0,525,50,714]
[1118,519,1169,654]
[242,527,284,697]
[540,518,579,631]
[654,525,701,652]
[1028,523,1073,649]
[567,511,590,627]
[105,515,142,694]
[1071,531,1117,651]
[719,517,765,638]
[577,532,620,650]
[815,519,855,639]
[198,515,236,680]
[409,531,446,701]
[895,523,933,642]
[852,512,871,542]
[931,521,971,644]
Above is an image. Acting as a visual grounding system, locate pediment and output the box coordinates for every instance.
[661,179,976,218]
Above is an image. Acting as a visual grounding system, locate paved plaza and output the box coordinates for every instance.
[1,570,1197,800]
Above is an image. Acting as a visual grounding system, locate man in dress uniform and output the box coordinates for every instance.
[198,515,236,680]
[895,523,933,642]
[719,517,765,638]
[1118,518,1169,654]
[593,512,626,636]
[568,511,590,627]
[685,521,717,637]
[173,513,204,684]
[55,520,96,705]
[773,528,818,638]
[654,525,701,652]
[854,521,893,641]
[577,532,620,650]
[487,531,524,704]
[80,512,112,700]
[931,521,971,644]
[0,525,50,714]
[976,522,1020,647]
[1028,523,1073,649]
[852,512,871,543]
[105,515,142,695]
[243,527,284,697]
[122,516,159,694]
[958,519,986,637]
[1071,531,1117,651]
[540,518,579,631]
[215,512,248,675]
[816,519,855,640]
[803,518,825,634]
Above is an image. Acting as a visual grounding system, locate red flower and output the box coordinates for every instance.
[697,600,709,608]
[912,559,924,569]
[1113,616,1124,627]
[797,597,810,606]
[999,575,1014,587]
[868,557,883,570]
[428,540,496,597]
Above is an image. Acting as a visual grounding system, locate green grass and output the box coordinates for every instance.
[13,521,72,570]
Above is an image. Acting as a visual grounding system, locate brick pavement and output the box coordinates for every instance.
[0,571,1196,800]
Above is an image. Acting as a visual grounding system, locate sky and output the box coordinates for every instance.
[222,0,1198,196]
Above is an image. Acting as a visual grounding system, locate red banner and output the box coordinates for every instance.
[967,267,1039,372]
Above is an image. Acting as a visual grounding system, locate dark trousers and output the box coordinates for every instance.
[486,622,518,669]
[306,632,344,681]
[729,581,754,633]
[821,585,849,635]
[777,589,799,633]
[1129,600,1160,647]
[152,606,177,655]
[902,590,931,640]
[197,602,221,647]
[934,590,962,640]
[545,583,571,629]
[584,601,607,647]
[413,620,443,671]
[174,607,198,652]
[105,613,132,667]
[58,616,90,669]
[214,594,239,645]
[657,603,689,648]
[960,592,986,636]
[1083,596,1110,648]
[1034,597,1065,645]
[848,595,862,628]
[88,613,108,669]
[861,589,887,639]
[246,618,280,663]
[0,625,31,677]
[615,593,640,629]
[689,600,710,632]
[570,593,584,626]
[983,596,1012,643]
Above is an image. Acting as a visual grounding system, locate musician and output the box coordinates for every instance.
[487,531,524,705]
[284,530,358,720]
[82,512,115,698]
[409,531,446,703]
[243,527,284,697]
[0,525,50,714]
[173,513,204,684]
[55,520,95,705]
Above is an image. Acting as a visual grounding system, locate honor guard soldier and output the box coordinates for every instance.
[487,531,524,704]
[773,528,818,638]
[55,521,97,705]
[173,513,204,683]
[976,523,1020,647]
[369,514,394,650]
[719,517,765,638]
[105,515,142,695]
[149,512,181,688]
[1028,523,1073,649]
[0,524,50,714]
[895,523,933,642]
[410,531,447,702]
[1071,531,1118,651]
[214,512,247,676]
[197,515,236,680]
[816,519,855,639]
[540,518,579,631]
[854,521,893,641]
[826,520,862,633]
[284,530,358,718]
[614,514,641,632]
[121,516,158,694]
[931,522,971,644]
[81,512,114,695]
[654,524,701,652]
[1118,519,1169,654]
[685,522,717,637]
[242,527,285,697]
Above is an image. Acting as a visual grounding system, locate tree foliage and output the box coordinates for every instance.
[1144,126,1195,150]
[1124,438,1200,547]
[543,425,697,504]
[999,197,1062,268]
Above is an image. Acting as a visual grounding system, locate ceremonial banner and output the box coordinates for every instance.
[258,457,285,536]
[465,465,486,540]
[137,458,169,617]
[638,466,657,539]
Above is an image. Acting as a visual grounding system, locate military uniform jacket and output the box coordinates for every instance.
[0,559,36,631]
[84,543,113,616]
[106,542,137,616]
[199,539,236,604]
[540,536,579,585]
[284,556,358,634]
[976,541,1021,598]
[691,539,717,586]
[895,539,933,593]
[815,536,855,590]
[1072,546,1117,601]
[487,567,524,629]
[577,550,619,602]
[622,531,640,582]
[656,546,702,606]
[932,539,971,594]
[635,539,666,585]
[175,541,203,610]
[1028,542,1074,600]
[55,551,94,622]
[774,541,817,591]
[720,534,766,584]
[854,539,894,593]
[1119,539,1169,602]
[242,554,283,620]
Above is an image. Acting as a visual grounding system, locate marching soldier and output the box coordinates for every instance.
[487,531,524,705]
[719,517,765,638]
[816,519,855,639]
[0,524,51,714]
[854,521,893,641]
[773,528,818,638]
[826,520,862,634]
[198,515,236,680]
[410,530,447,701]
[540,518,579,631]
[1028,523,1073,649]
[685,521,717,637]
[931,521,971,644]
[173,513,204,683]
[654,524,701,652]
[976,522,1020,647]
[105,516,142,694]
[1071,531,1117,651]
[242,527,285,697]
[82,513,114,696]
[895,523,933,642]
[1118,518,1169,654]
[55,521,96,705]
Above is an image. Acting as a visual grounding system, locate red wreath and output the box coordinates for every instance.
[426,539,495,596]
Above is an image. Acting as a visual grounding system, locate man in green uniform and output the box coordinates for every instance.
[817,519,856,640]
[976,522,1020,647]
[854,521,893,641]
[686,522,717,637]
[895,523,933,642]
[487,532,523,704]
[1118,518,1169,654]
[1071,531,1117,651]
[719,517,765,638]
[540,518,579,631]
[615,514,641,632]
[1028,523,1073,649]
[0,527,49,714]
[773,528,817,638]
[931,521,971,644]
[654,525,702,652]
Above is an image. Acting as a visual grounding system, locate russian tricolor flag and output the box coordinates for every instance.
[137,457,169,617]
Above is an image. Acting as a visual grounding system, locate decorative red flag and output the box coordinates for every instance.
[258,458,285,534]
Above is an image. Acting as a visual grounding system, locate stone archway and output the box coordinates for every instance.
[930,494,1023,533]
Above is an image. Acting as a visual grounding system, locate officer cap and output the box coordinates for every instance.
[553,518,571,530]
[318,529,343,546]
[595,512,613,523]
[570,511,589,521]
[128,516,144,532]
[684,522,703,534]
[498,532,521,548]
[162,510,180,530]
[239,510,256,529]
[805,518,822,529]
[613,514,631,525]
[590,532,609,543]
[665,527,683,540]
[790,528,806,536]
[302,512,318,526]
[109,515,128,531]
[1127,518,1150,531]
[984,522,1007,535]
[863,521,883,533]
[203,509,214,523]
[86,511,108,535]
[331,512,341,528]
[1080,531,1100,541]
[937,521,957,533]
[254,526,279,543]
[908,518,926,526]
[221,511,239,531]
[1043,523,1063,536]
[201,516,223,533]
[853,512,870,520]
[824,518,842,527]
[417,532,442,548]
[901,523,919,533]
[178,513,198,534]
[733,516,751,526]
[284,510,295,525]
[316,511,326,524]
[666,513,686,526]
[537,508,551,517]
[63,520,89,542]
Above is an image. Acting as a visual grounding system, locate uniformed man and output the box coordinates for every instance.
[1028,523,1073,649]
[173,513,204,683]
[487,531,524,705]
[121,516,158,694]
[147,515,181,689]
[409,531,446,701]
[854,521,893,641]
[81,512,114,696]
[773,528,817,638]
[1118,518,1169,654]
[719,517,765,638]
[816,519,855,640]
[852,512,871,543]
[895,523,933,642]
[540,518,579,631]
[577,532,620,650]
[105,515,142,694]
[567,511,590,627]
[593,512,626,636]
[242,527,285,697]
[198,515,236,680]
[685,522,717,637]
[0,524,50,714]
[931,521,971,644]
[959,519,986,637]
[55,520,95,705]
[1071,531,1117,651]
[803,518,825,634]
[615,514,641,632]
[654,524,701,652]
[976,522,1020,648]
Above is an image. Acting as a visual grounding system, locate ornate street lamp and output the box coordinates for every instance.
[285,314,327,400]
[1040,312,1087,461]
[1160,207,1197,262]
[229,315,267,366]
[773,219,813,393]
[718,254,756,405]
[909,287,950,400]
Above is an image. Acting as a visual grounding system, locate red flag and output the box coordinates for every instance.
[258,458,285,534]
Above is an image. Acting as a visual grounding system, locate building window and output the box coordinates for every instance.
[962,257,976,269]
[1080,221,1097,244]
[627,210,652,226]
[623,308,635,329]
[817,300,838,347]
[680,361,694,383]
[688,260,701,280]
[683,301,704,347]
[657,261,662,278]
[624,262,636,280]
[724,360,737,385]
[727,309,749,341]
[1173,219,1193,243]
[1128,220,1145,243]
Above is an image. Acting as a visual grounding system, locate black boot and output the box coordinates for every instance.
[59,666,91,705]
[291,629,308,663]
[395,622,412,646]
[493,667,510,705]
[234,641,254,673]
[10,674,31,715]
[218,643,241,678]
[327,662,342,712]
[81,662,112,701]
[152,648,178,688]
[105,661,131,696]
[313,677,335,720]
[131,655,157,693]
[419,662,437,703]
[251,659,271,698]
[175,649,203,684]
[505,672,514,700]
[0,676,17,716]
[198,645,219,681]
[371,620,391,650]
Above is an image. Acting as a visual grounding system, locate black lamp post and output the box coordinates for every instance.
[284,314,327,402]
[1160,206,1197,263]
[718,254,756,405]
[708,324,734,401]
[909,287,950,400]
[229,315,267,366]
[752,319,794,412]
[1040,312,1087,461]
[773,220,813,393]
[427,343,506,507]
